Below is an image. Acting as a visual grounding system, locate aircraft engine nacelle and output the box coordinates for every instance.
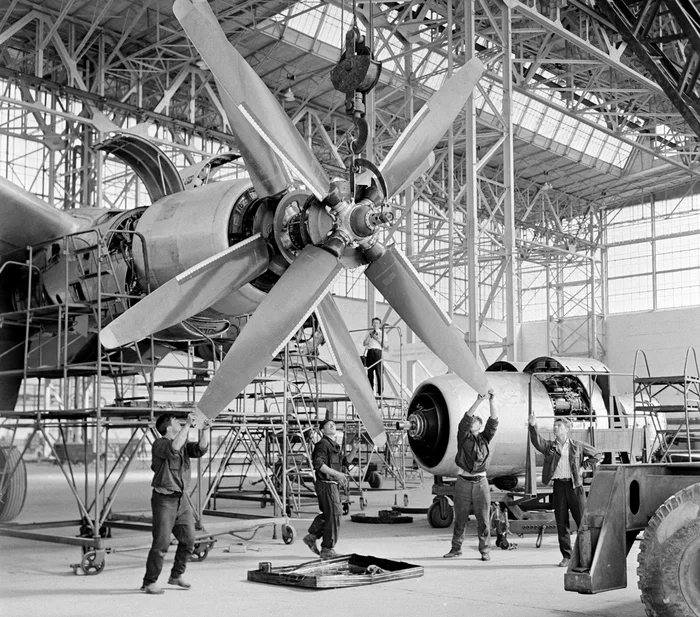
[404,370,608,479]
[133,178,267,319]
[134,178,255,288]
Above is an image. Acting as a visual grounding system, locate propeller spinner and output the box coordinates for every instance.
[100,0,489,445]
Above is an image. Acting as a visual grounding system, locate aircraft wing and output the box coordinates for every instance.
[0,176,81,260]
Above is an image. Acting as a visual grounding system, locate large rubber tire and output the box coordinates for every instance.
[0,447,27,522]
[638,482,700,617]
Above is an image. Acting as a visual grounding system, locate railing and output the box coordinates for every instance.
[632,347,700,463]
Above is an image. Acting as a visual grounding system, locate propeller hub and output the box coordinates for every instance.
[350,198,394,236]
[266,180,394,269]
[403,412,427,439]
[328,196,393,244]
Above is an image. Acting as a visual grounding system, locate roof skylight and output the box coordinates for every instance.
[274,1,633,168]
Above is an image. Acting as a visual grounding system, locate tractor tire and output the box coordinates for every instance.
[0,447,27,522]
[638,482,700,617]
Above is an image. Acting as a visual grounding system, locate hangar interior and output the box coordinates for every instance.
[1,0,700,615]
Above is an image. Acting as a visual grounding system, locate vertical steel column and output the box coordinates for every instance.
[35,19,43,78]
[502,3,518,361]
[190,68,196,124]
[601,213,609,352]
[48,99,56,204]
[282,344,288,521]
[94,232,103,535]
[404,45,416,391]
[447,0,455,320]
[465,0,479,357]
[95,34,105,208]
[546,265,553,356]
[651,195,657,311]
[366,5,376,324]
[589,211,598,359]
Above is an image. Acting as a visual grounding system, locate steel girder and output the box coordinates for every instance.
[596,0,700,140]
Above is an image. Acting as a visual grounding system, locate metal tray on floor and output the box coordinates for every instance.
[247,553,424,588]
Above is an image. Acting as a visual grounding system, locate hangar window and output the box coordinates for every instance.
[607,274,653,314]
[606,196,700,312]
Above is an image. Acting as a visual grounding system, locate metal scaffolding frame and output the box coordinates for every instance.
[0,226,300,573]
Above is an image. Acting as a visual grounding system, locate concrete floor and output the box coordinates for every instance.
[0,464,646,617]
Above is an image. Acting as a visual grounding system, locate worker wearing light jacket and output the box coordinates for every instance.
[362,317,389,396]
[444,389,497,561]
[528,414,603,567]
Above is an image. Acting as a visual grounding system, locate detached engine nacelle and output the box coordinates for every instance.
[404,360,610,479]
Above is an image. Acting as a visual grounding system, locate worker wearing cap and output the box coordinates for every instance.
[444,389,497,560]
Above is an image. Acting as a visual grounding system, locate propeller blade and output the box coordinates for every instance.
[193,245,344,423]
[392,152,435,196]
[173,0,288,197]
[380,58,485,199]
[364,245,490,394]
[316,295,386,447]
[100,234,269,349]
[174,0,330,200]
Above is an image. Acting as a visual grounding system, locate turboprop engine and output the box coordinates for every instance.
[402,357,612,480]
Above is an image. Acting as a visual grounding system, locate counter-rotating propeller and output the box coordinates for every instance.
[100,0,489,446]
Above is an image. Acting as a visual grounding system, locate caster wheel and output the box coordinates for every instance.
[403,494,409,507]
[190,540,213,561]
[360,497,367,510]
[496,533,510,550]
[342,503,350,515]
[282,524,296,545]
[427,500,454,528]
[80,550,106,575]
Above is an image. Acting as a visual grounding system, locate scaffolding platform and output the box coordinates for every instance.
[633,347,700,462]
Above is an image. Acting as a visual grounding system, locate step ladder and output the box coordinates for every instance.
[633,347,700,463]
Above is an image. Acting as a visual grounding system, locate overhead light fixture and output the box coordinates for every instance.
[284,87,295,103]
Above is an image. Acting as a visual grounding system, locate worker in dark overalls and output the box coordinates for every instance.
[303,419,359,559]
